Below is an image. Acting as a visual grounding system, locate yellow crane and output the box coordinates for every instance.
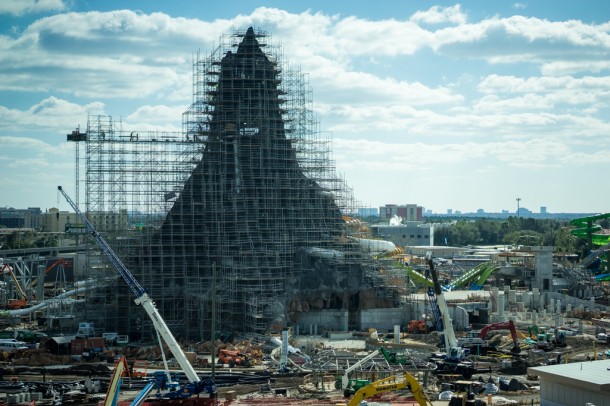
[345,372,433,406]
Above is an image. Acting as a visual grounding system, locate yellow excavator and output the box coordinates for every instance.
[343,372,433,406]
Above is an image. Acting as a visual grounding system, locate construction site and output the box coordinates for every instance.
[64,27,400,341]
[2,27,610,405]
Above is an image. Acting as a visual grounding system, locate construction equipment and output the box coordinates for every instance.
[104,355,130,406]
[408,319,427,334]
[346,372,433,406]
[217,348,250,367]
[478,320,521,354]
[1,263,28,309]
[427,254,476,379]
[337,347,385,396]
[58,186,216,404]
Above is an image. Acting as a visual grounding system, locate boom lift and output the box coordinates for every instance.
[57,186,216,403]
[346,372,433,406]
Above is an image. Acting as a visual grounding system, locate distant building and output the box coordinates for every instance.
[371,222,434,247]
[540,206,547,214]
[0,207,43,229]
[43,208,128,233]
[379,204,423,221]
[476,208,484,214]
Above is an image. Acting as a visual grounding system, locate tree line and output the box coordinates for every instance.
[428,216,599,256]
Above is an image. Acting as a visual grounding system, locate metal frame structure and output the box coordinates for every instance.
[74,27,398,341]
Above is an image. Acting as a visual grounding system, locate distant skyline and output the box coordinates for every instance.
[1,1,610,214]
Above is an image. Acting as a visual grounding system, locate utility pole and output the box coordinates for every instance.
[516,198,521,218]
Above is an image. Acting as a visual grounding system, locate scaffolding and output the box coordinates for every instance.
[78,27,397,341]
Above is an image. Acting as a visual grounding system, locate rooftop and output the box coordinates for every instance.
[528,359,610,392]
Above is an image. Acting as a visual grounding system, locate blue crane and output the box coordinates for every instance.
[57,186,216,404]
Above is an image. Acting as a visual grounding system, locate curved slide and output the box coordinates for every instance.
[402,262,499,291]
[469,264,500,290]
[404,267,434,288]
[0,279,96,318]
[571,214,610,246]
[444,263,499,291]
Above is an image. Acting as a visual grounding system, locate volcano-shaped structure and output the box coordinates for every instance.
[99,28,400,340]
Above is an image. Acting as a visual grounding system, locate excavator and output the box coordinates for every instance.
[345,372,433,406]
[478,320,521,354]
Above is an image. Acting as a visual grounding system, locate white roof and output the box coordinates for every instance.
[528,359,610,392]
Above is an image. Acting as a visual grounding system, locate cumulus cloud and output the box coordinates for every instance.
[0,97,105,132]
[0,0,65,16]
[2,6,610,212]
[410,5,467,25]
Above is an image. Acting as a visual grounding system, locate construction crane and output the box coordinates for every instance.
[57,186,216,403]
[427,254,476,379]
[345,372,433,406]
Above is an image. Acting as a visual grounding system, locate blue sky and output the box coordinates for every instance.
[1,1,610,214]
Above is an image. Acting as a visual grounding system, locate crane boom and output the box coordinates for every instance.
[57,186,201,384]
[428,258,458,351]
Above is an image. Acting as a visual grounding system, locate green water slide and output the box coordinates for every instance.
[445,262,499,291]
[571,213,610,246]
[470,264,500,290]
[404,266,434,287]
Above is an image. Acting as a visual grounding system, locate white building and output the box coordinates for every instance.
[528,359,610,406]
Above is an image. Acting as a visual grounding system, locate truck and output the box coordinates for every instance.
[58,186,217,405]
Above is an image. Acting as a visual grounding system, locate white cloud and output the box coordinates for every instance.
[410,5,467,25]
[0,0,65,16]
[0,97,105,132]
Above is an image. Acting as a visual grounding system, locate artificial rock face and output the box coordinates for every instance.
[128,28,397,339]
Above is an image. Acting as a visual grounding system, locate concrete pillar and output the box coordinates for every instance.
[491,287,499,313]
[517,301,525,312]
[532,288,540,311]
[508,289,516,305]
[394,325,401,344]
[497,293,505,319]
[309,324,313,335]
[314,324,318,335]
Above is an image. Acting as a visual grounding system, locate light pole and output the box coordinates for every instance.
[516,198,521,218]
